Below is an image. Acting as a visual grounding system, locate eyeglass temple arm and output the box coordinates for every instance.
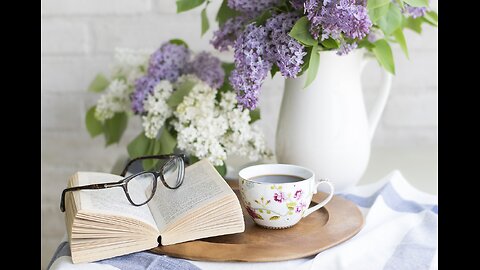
[120,154,187,176]
[60,181,124,212]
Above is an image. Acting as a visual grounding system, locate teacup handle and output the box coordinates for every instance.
[302,179,334,218]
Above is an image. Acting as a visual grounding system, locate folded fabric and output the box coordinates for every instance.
[47,242,201,270]
[47,170,437,270]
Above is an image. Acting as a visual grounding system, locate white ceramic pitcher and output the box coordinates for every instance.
[275,49,392,192]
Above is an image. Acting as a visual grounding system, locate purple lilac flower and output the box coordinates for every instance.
[337,41,358,55]
[228,0,280,15]
[186,52,225,89]
[211,16,248,52]
[303,0,318,13]
[131,75,160,114]
[265,12,306,78]
[403,4,428,18]
[229,24,271,109]
[147,43,190,82]
[304,0,372,42]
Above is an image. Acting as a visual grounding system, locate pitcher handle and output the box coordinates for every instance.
[361,55,393,140]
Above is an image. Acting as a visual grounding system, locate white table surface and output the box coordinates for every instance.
[48,145,437,269]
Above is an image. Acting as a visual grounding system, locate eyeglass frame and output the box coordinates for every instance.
[60,154,187,212]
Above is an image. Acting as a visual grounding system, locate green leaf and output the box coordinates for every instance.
[218,62,235,93]
[377,3,403,35]
[216,0,240,26]
[393,28,408,59]
[403,0,428,7]
[215,162,227,176]
[142,139,159,170]
[320,38,339,49]
[169,39,189,48]
[153,136,162,154]
[126,132,158,170]
[88,74,109,93]
[127,132,152,158]
[167,79,196,107]
[404,17,423,33]
[396,0,404,9]
[103,112,128,146]
[289,16,317,47]
[254,10,272,26]
[304,45,320,89]
[85,106,103,137]
[423,11,438,26]
[142,160,157,171]
[158,128,177,155]
[269,216,280,220]
[249,109,261,123]
[367,0,390,9]
[149,134,168,170]
[222,62,235,74]
[358,39,374,50]
[201,8,209,35]
[369,4,389,23]
[216,0,239,26]
[189,155,200,164]
[372,39,395,74]
[176,0,205,13]
[270,64,279,78]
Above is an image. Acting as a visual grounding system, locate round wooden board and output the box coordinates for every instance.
[150,181,364,262]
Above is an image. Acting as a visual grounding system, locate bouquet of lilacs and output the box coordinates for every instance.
[85,40,271,175]
[177,0,438,109]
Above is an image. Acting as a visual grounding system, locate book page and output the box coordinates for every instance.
[147,159,232,232]
[74,172,158,230]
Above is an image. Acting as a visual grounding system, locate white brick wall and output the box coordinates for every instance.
[41,0,438,268]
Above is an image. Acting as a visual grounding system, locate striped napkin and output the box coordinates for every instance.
[47,170,437,270]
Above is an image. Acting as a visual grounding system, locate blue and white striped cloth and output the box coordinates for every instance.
[48,170,437,270]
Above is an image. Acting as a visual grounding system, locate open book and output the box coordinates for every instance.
[64,159,245,263]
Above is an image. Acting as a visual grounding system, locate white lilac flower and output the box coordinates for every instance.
[173,75,271,166]
[220,92,271,161]
[94,79,132,122]
[141,80,174,139]
[173,75,228,166]
[111,48,150,86]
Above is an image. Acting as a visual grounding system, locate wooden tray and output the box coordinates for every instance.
[150,181,364,262]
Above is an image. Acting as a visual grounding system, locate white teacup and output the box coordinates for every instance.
[239,164,334,229]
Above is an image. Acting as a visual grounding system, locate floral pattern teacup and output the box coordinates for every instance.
[239,164,334,229]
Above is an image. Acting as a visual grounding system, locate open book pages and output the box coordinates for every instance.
[64,159,245,263]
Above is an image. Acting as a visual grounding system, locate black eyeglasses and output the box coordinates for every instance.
[60,154,186,212]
